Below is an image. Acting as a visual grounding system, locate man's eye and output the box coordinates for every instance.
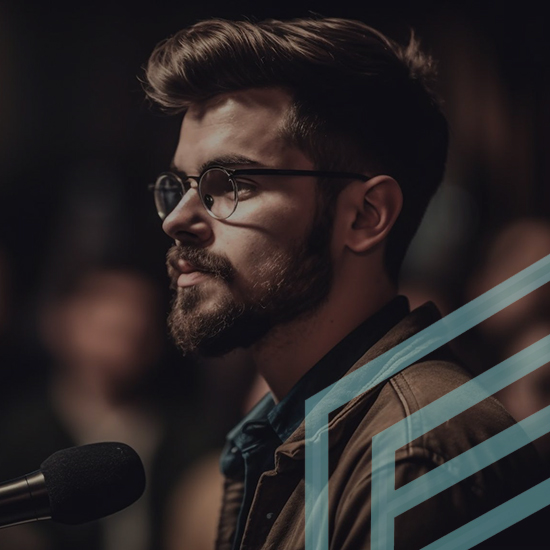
[234,178,257,196]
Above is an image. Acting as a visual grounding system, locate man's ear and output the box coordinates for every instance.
[344,175,403,253]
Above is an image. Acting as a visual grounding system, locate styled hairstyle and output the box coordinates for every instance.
[144,17,448,283]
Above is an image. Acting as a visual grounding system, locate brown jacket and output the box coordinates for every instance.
[216,304,546,549]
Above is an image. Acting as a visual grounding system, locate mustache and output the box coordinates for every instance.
[166,245,235,286]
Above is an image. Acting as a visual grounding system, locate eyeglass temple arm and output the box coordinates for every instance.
[229,169,370,180]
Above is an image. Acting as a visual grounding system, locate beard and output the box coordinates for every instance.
[166,212,334,357]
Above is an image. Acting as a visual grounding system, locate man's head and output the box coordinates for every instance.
[145,17,448,356]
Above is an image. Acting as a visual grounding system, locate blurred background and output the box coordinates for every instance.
[0,0,548,549]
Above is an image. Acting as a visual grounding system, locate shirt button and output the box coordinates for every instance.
[266,512,274,520]
[231,446,238,453]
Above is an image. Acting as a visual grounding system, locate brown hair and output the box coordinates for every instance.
[144,17,448,283]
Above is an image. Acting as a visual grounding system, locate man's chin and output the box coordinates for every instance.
[168,307,274,358]
[167,286,275,357]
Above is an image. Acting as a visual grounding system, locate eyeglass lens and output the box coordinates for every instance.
[154,174,183,220]
[154,168,237,220]
[200,168,237,219]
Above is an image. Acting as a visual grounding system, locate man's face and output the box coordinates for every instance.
[163,88,334,356]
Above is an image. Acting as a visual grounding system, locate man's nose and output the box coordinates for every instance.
[162,188,213,245]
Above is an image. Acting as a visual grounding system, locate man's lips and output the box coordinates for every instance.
[177,271,209,287]
[176,259,210,288]
[166,245,234,289]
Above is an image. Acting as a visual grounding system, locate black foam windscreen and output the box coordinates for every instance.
[40,442,146,524]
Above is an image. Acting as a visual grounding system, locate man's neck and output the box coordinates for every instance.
[250,282,397,403]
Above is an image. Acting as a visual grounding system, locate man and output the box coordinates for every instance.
[144,18,546,549]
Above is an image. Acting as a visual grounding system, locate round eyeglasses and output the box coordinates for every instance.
[149,166,371,221]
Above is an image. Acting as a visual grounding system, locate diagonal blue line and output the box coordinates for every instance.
[392,404,550,516]
[382,335,550,451]
[421,476,550,550]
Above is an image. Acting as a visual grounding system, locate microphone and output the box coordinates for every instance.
[0,442,146,529]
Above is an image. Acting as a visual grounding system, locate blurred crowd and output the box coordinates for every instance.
[0,2,549,550]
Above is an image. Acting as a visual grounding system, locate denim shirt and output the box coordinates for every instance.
[220,296,409,550]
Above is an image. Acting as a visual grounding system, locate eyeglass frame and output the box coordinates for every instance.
[149,166,372,221]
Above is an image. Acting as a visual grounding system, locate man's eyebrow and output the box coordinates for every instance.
[169,155,264,176]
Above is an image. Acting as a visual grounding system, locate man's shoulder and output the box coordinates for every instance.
[384,356,520,457]
[388,355,512,427]
[347,353,525,461]
[333,346,546,496]
[340,301,519,453]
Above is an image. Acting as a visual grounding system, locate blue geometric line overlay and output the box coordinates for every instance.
[304,254,550,550]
